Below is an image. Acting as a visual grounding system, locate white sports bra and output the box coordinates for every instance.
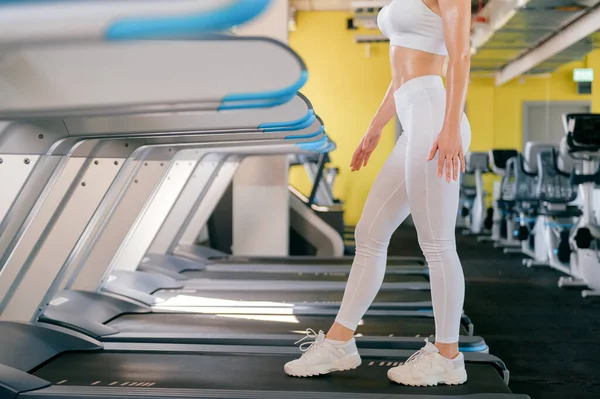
[377,0,448,56]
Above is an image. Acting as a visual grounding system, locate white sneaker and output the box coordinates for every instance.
[387,339,467,386]
[284,329,362,377]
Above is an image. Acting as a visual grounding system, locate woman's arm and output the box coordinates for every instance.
[429,0,471,181]
[440,0,471,133]
[351,81,396,171]
[369,81,397,131]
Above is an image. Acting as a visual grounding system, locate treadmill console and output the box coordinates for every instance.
[563,113,600,151]
[489,149,519,176]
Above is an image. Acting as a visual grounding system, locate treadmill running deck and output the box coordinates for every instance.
[33,352,511,396]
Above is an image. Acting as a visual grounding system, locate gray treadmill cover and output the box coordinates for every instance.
[0,37,305,118]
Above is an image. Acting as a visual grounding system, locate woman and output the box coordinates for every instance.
[284,0,472,387]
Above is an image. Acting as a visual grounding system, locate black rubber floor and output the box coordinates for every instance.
[388,225,600,399]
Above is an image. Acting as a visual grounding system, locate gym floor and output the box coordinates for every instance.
[389,225,600,399]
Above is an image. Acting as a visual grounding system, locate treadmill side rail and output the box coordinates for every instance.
[0,364,50,399]
[0,322,103,372]
[39,290,150,339]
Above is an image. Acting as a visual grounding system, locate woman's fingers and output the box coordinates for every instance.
[453,155,459,181]
[363,151,372,167]
[437,153,445,178]
[459,150,466,173]
[352,150,365,171]
[351,146,362,170]
[428,140,439,161]
[445,155,452,182]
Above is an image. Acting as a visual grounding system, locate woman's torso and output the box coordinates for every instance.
[377,0,447,91]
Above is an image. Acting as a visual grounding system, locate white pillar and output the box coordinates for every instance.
[232,0,290,255]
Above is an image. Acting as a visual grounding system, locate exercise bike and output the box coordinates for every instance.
[523,148,580,272]
[459,151,489,235]
[484,149,519,245]
[557,113,600,298]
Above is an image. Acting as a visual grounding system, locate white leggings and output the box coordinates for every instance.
[335,76,471,344]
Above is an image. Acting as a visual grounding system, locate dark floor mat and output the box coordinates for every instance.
[389,225,600,399]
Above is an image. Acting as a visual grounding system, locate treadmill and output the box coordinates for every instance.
[0,322,528,399]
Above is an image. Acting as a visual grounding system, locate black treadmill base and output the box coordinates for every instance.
[183,270,429,283]
[33,352,511,396]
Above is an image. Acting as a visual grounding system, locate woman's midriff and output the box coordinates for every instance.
[390,46,446,92]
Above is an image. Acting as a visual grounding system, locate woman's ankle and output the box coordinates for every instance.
[435,341,459,359]
[326,322,355,342]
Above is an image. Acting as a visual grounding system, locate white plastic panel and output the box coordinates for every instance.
[178,160,241,247]
[149,155,223,254]
[77,160,168,291]
[0,157,121,322]
[0,155,38,223]
[111,158,197,273]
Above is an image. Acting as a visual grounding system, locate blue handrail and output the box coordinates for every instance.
[259,109,314,130]
[284,124,324,140]
[218,93,297,111]
[107,0,270,40]
[221,70,308,106]
[262,113,316,133]
[297,135,329,151]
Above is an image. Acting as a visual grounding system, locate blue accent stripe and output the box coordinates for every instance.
[322,142,336,153]
[259,110,314,130]
[460,344,488,353]
[284,125,324,140]
[218,93,296,111]
[262,113,316,132]
[222,70,308,103]
[298,136,330,152]
[106,0,270,40]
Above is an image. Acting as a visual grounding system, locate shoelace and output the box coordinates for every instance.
[294,328,323,354]
[403,339,434,367]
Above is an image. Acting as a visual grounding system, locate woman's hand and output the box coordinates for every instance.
[351,127,382,172]
[427,129,465,182]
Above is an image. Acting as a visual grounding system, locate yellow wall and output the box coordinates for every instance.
[290,11,600,225]
[289,11,395,225]
[468,60,592,151]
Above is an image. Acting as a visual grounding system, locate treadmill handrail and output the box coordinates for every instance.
[0,0,270,45]
[0,37,307,119]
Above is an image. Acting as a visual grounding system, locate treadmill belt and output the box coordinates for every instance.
[183,271,429,283]
[213,258,426,266]
[158,288,432,304]
[109,312,468,337]
[34,352,510,395]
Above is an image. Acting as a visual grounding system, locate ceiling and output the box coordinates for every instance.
[290,0,600,83]
[471,0,600,76]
